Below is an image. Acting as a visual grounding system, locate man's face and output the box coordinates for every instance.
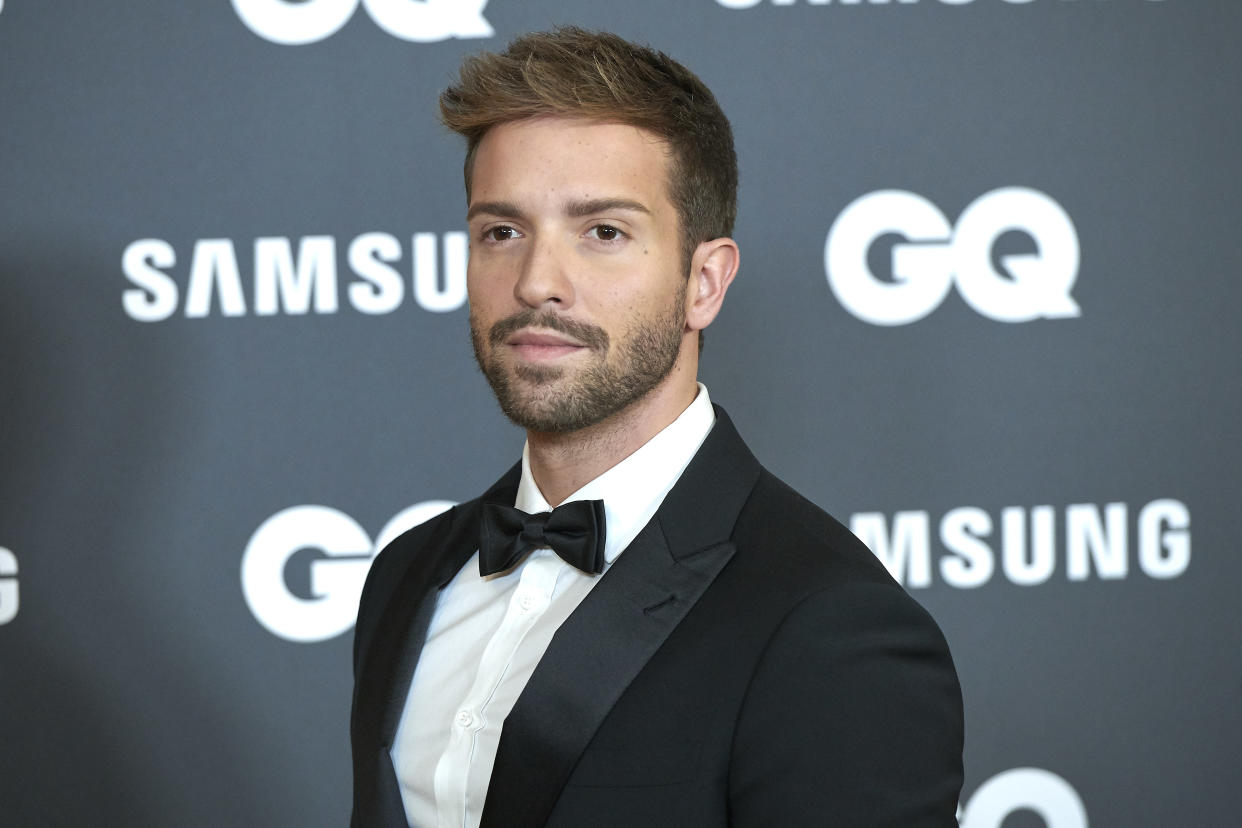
[466,117,691,433]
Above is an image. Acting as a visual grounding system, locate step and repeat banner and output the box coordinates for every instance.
[2,1,1238,826]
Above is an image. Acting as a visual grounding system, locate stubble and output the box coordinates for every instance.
[469,283,687,433]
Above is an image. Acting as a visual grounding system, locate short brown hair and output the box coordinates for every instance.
[439,26,738,266]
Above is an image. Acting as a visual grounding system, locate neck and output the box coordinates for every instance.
[526,362,698,506]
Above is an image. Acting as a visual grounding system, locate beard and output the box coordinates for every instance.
[470,283,687,434]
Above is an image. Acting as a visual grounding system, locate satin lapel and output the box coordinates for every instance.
[352,465,520,828]
[481,407,761,828]
[481,521,734,828]
[352,507,476,828]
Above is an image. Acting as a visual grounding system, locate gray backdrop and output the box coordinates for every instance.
[2,1,1238,826]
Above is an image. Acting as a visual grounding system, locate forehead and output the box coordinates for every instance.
[469,117,674,211]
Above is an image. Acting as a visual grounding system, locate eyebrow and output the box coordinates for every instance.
[466,198,651,222]
[565,198,651,218]
[467,200,524,222]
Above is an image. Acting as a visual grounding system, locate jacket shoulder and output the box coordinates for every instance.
[726,470,964,824]
[737,468,898,590]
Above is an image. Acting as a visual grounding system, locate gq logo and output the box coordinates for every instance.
[241,501,454,642]
[960,768,1088,828]
[231,0,492,45]
[0,546,18,625]
[825,188,1080,325]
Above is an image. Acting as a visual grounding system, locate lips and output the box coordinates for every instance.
[509,330,583,347]
[507,328,588,361]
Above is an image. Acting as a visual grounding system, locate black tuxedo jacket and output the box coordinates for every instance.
[351,407,963,827]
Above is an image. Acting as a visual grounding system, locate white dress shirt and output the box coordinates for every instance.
[390,384,716,828]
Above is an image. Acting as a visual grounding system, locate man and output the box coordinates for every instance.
[351,27,963,828]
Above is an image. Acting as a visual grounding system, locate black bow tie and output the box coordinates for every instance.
[478,499,607,577]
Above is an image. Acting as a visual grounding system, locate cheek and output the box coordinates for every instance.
[466,262,505,307]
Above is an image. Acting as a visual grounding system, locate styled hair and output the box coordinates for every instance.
[439,26,738,266]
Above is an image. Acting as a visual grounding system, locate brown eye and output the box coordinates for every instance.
[590,225,622,242]
[485,226,518,242]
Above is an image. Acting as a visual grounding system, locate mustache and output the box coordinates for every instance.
[487,309,610,351]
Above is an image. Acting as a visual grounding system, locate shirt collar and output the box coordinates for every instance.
[514,383,715,566]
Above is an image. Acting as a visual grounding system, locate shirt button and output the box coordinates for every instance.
[519,594,535,611]
[455,710,474,728]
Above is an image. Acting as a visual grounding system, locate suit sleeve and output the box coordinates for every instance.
[728,581,964,827]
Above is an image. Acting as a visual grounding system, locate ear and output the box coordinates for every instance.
[684,237,739,333]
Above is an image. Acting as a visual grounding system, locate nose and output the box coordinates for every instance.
[514,238,574,309]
